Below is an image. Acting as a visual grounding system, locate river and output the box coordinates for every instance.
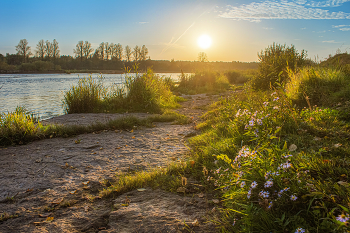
[0,73,183,120]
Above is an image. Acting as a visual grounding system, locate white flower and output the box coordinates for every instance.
[264,180,273,188]
[240,181,246,188]
[259,190,270,198]
[251,181,258,189]
[290,194,297,201]
[295,228,305,233]
[336,213,349,223]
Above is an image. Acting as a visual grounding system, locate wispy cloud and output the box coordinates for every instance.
[263,27,274,30]
[219,0,350,22]
[138,22,149,24]
[332,24,350,31]
[322,40,343,43]
[301,27,307,30]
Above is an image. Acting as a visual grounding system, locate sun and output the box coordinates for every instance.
[197,34,212,49]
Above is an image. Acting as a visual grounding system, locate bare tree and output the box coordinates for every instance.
[83,41,93,59]
[99,42,105,60]
[140,45,148,61]
[198,52,208,62]
[105,42,112,60]
[114,43,123,61]
[52,39,60,59]
[16,39,32,62]
[73,41,84,61]
[35,39,46,60]
[133,45,141,62]
[125,45,131,62]
[45,40,53,59]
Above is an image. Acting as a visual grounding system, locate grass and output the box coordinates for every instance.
[182,79,350,232]
[0,110,191,147]
[63,68,181,114]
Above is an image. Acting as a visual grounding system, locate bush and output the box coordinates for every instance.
[177,71,230,94]
[63,76,106,113]
[286,67,348,108]
[252,43,308,90]
[0,107,42,145]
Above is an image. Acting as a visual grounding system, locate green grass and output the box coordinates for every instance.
[176,71,231,94]
[184,81,350,232]
[0,110,190,147]
[63,68,180,114]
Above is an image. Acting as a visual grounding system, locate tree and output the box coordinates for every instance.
[52,39,60,59]
[73,41,84,61]
[140,45,148,61]
[16,39,32,63]
[252,43,307,90]
[133,45,141,62]
[114,43,123,61]
[83,41,93,59]
[45,40,53,59]
[125,45,131,62]
[198,52,208,62]
[36,39,46,60]
[99,42,105,60]
[106,42,114,60]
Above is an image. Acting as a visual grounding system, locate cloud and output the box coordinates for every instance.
[263,27,274,29]
[138,22,149,24]
[332,24,350,31]
[301,27,307,29]
[322,40,342,43]
[303,0,350,7]
[219,0,350,22]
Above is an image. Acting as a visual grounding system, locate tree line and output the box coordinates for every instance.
[0,39,258,73]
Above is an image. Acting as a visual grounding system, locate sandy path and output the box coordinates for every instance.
[0,93,227,233]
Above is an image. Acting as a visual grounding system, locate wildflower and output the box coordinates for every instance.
[232,219,236,226]
[334,143,342,148]
[284,154,293,159]
[240,181,246,188]
[249,120,254,127]
[207,176,210,181]
[247,189,252,199]
[294,228,305,233]
[336,213,349,223]
[259,190,270,198]
[251,181,258,189]
[278,190,284,197]
[268,201,273,209]
[256,119,263,125]
[289,144,298,152]
[284,187,290,191]
[290,195,298,201]
[223,168,229,172]
[273,97,279,101]
[216,167,221,174]
[271,92,277,96]
[273,106,279,110]
[263,102,269,107]
[264,179,273,188]
[264,171,271,180]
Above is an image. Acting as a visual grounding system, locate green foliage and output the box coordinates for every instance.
[225,70,256,84]
[177,71,230,94]
[63,76,106,113]
[252,43,308,91]
[189,86,350,232]
[286,67,349,108]
[63,68,179,114]
[0,107,42,145]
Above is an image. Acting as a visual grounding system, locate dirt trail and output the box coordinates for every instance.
[0,93,227,233]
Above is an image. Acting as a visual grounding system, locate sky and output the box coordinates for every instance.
[0,0,349,62]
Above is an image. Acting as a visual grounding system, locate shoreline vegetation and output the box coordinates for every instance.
[1,43,350,232]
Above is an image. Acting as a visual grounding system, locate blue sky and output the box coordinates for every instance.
[0,0,349,62]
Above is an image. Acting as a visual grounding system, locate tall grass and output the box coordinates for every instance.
[286,67,349,108]
[63,68,180,114]
[0,107,43,145]
[177,71,230,94]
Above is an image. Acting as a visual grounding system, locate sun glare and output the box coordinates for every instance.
[197,34,212,49]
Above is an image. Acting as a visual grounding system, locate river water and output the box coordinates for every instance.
[0,73,183,120]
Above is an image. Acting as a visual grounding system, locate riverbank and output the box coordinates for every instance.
[0,92,227,232]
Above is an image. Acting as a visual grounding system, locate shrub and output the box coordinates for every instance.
[0,107,42,145]
[63,76,106,113]
[252,43,308,90]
